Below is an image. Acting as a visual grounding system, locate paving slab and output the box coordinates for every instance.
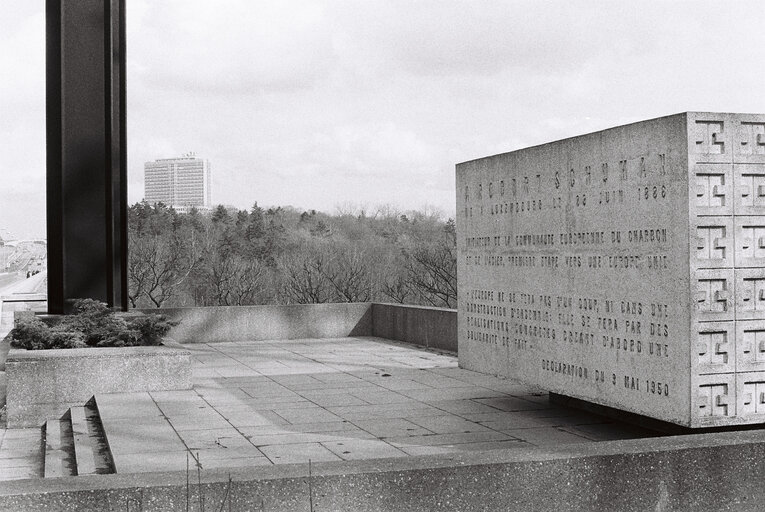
[113,450,190,473]
[0,448,42,460]
[425,399,507,416]
[216,396,309,409]
[243,430,374,447]
[436,439,529,452]
[270,406,343,424]
[240,421,360,436]
[259,442,342,464]
[169,414,232,432]
[473,397,550,412]
[154,401,217,417]
[387,430,514,448]
[348,389,419,404]
[0,427,42,479]
[558,422,655,441]
[303,394,370,407]
[178,428,252,451]
[322,438,408,460]
[94,393,164,420]
[351,418,432,438]
[240,383,299,398]
[398,387,503,402]
[214,408,289,427]
[102,421,185,455]
[407,414,492,434]
[327,402,445,421]
[191,444,265,461]
[195,456,271,469]
[0,464,43,480]
[503,427,594,446]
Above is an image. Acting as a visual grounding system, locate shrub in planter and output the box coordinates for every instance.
[9,299,178,350]
[129,314,177,346]
[8,316,84,350]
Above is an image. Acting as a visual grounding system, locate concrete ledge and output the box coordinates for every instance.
[1,429,765,511]
[150,302,458,352]
[372,303,456,352]
[6,346,191,427]
[147,303,372,343]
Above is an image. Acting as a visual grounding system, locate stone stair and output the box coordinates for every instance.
[43,399,115,477]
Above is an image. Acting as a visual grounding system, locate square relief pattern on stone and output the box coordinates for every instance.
[695,322,735,375]
[736,321,765,372]
[735,269,765,321]
[733,117,765,164]
[694,374,735,424]
[736,373,765,418]
[737,123,765,155]
[694,164,732,216]
[695,270,734,322]
[734,217,765,267]
[693,120,728,159]
[734,164,765,215]
[693,217,733,269]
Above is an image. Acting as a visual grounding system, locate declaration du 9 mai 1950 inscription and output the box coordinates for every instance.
[456,112,765,428]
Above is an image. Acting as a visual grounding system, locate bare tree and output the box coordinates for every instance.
[380,273,413,304]
[324,247,371,302]
[230,258,267,305]
[204,251,266,306]
[127,201,458,309]
[277,247,334,304]
[403,227,457,308]
[127,237,151,308]
[130,230,202,308]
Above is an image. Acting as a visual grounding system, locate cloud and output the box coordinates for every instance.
[0,4,45,239]
[4,0,765,240]
[129,0,336,94]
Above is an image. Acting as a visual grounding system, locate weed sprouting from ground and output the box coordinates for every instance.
[308,459,314,512]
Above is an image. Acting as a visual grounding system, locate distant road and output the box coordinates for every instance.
[0,272,24,294]
[0,270,47,296]
[0,270,46,338]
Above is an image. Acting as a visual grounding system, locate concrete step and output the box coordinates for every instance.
[44,417,76,478]
[43,400,115,478]
[69,402,115,475]
[95,393,189,474]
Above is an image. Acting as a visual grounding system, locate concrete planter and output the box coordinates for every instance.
[5,345,191,427]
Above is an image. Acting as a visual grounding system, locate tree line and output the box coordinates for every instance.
[128,202,457,309]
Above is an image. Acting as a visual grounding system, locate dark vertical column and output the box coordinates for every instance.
[46,0,127,314]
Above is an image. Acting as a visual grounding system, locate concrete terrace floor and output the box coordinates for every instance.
[1,336,660,479]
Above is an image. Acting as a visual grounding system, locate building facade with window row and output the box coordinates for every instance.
[144,154,212,212]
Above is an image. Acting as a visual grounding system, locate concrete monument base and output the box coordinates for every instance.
[457,112,765,427]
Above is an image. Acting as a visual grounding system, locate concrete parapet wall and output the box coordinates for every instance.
[148,303,457,350]
[2,430,765,511]
[5,346,191,427]
[147,303,373,344]
[371,303,457,352]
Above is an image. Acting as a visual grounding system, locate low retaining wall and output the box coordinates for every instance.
[147,303,372,344]
[1,430,764,511]
[371,303,457,352]
[5,346,191,427]
[150,303,457,352]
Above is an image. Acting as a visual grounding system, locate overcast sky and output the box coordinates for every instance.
[2,1,765,239]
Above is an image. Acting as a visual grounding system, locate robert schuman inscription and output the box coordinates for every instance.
[457,112,765,427]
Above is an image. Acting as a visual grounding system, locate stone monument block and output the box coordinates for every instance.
[456,112,765,427]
